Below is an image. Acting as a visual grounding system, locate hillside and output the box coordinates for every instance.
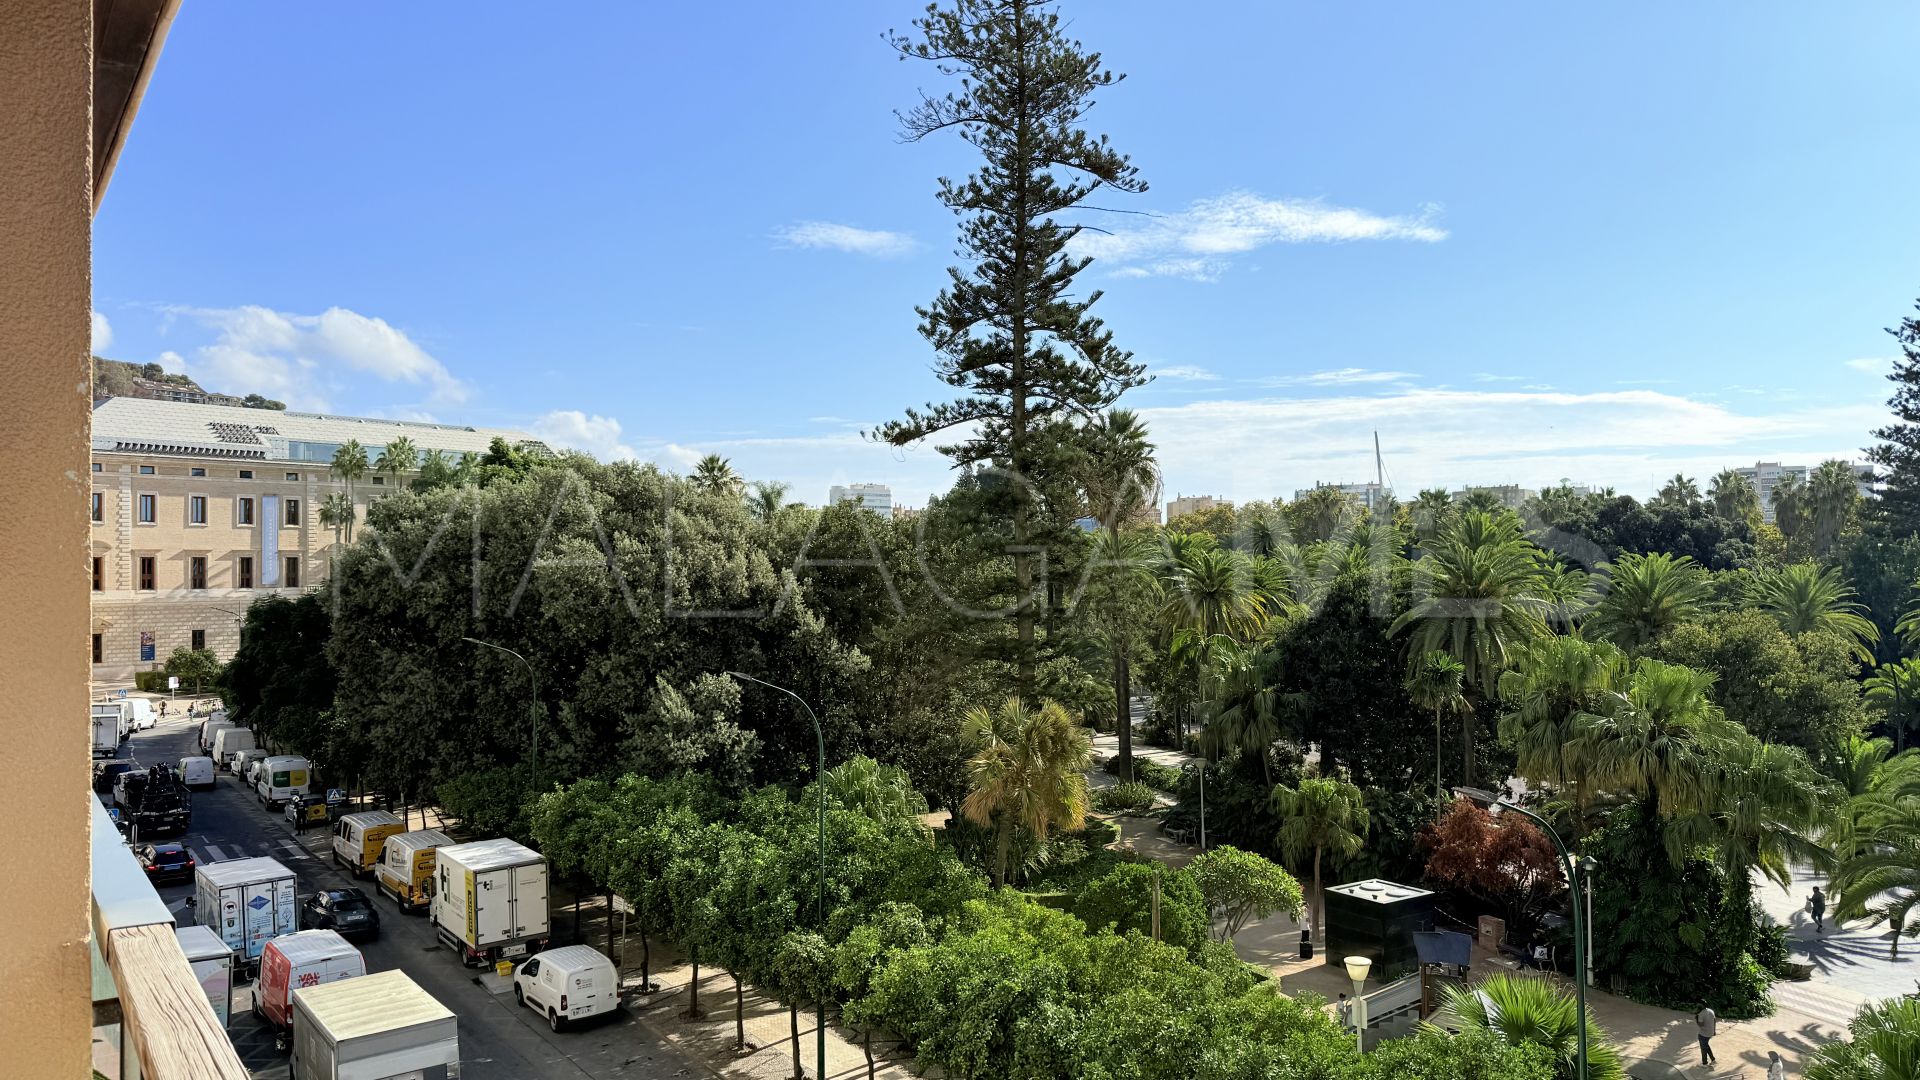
[92,357,285,410]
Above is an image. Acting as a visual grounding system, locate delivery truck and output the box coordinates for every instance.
[198,717,233,755]
[431,838,550,967]
[211,726,256,772]
[290,968,460,1080]
[253,930,366,1045]
[194,856,298,971]
[332,811,404,880]
[376,829,454,913]
[511,944,620,1031]
[255,754,311,808]
[91,703,124,758]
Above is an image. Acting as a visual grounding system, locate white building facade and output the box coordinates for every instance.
[829,483,894,519]
[1293,481,1391,512]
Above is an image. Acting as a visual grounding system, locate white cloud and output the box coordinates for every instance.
[1077,191,1446,280]
[532,410,639,462]
[773,221,916,258]
[1257,367,1415,387]
[163,304,465,411]
[1157,365,1219,382]
[1848,357,1889,373]
[91,311,112,353]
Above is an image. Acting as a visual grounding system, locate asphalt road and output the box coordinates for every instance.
[112,711,708,1080]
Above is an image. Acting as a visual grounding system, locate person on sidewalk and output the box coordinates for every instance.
[1694,1005,1718,1067]
[1767,1050,1787,1080]
[1809,886,1826,933]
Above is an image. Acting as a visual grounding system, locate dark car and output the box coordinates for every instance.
[299,887,381,941]
[93,759,138,794]
[136,842,195,885]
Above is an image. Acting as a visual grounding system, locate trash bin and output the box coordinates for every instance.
[495,959,515,979]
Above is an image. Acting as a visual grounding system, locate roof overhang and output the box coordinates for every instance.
[93,0,181,214]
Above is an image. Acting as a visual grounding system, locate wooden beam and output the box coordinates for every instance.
[102,924,249,1079]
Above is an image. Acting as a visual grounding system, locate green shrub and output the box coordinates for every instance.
[1071,862,1208,952]
[1095,781,1157,814]
[1103,755,1184,793]
[133,671,169,692]
[1072,818,1120,849]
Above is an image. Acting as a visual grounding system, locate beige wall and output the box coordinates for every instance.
[0,0,95,1071]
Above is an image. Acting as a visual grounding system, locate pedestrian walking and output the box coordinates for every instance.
[1336,993,1352,1031]
[1767,1050,1787,1080]
[1809,885,1826,933]
[1694,1005,1718,1067]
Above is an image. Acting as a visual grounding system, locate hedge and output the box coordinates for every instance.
[133,671,169,693]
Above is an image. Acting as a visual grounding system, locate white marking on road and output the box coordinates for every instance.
[204,843,230,861]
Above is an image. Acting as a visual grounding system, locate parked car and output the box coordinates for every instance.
[299,887,381,942]
[511,945,620,1031]
[136,842,195,885]
[93,759,138,794]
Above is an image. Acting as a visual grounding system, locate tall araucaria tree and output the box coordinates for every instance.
[1867,298,1920,535]
[876,0,1149,695]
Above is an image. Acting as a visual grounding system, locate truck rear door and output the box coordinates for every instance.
[513,861,548,938]
[475,868,514,946]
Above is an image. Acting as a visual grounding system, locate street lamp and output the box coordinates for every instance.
[725,672,825,1080]
[1456,786,1593,1080]
[461,637,539,786]
[1344,955,1371,1054]
[212,606,245,647]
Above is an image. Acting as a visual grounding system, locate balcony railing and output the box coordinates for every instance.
[90,798,247,1079]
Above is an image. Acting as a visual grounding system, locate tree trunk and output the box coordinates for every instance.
[789,1003,801,1080]
[993,819,1012,889]
[1312,846,1324,940]
[735,976,745,1049]
[1114,646,1133,783]
[685,955,703,1019]
[1461,708,1475,789]
[864,1026,875,1080]
[1433,706,1443,801]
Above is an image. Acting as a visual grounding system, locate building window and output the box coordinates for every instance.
[191,629,206,651]
[285,498,302,526]
[285,471,300,482]
[188,495,208,525]
[139,465,155,475]
[190,556,207,590]
[92,557,103,592]
[90,492,103,522]
[190,467,206,477]
[138,556,155,591]
[137,493,156,523]
[91,462,102,473]
[239,469,253,479]
[285,556,301,588]
[237,496,255,526]
[238,556,253,589]
[92,634,103,664]
[372,475,385,486]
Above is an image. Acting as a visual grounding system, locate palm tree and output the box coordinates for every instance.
[1831,776,1920,956]
[1405,651,1470,802]
[1866,660,1920,755]
[959,697,1092,888]
[1677,737,1834,924]
[1435,973,1627,1080]
[1655,472,1701,509]
[747,481,790,523]
[1497,636,1626,838]
[1583,552,1712,652]
[415,447,452,491]
[1197,639,1300,783]
[1389,510,1550,785]
[1809,459,1863,555]
[1288,486,1356,544]
[1162,547,1268,642]
[819,755,929,831]
[1707,468,1761,526]
[330,439,369,504]
[691,454,742,497]
[318,491,355,544]
[1081,410,1159,781]
[1271,775,1368,942]
[1749,563,1880,664]
[1773,472,1808,541]
[375,435,417,491]
[1803,996,1920,1080]
[1410,487,1455,547]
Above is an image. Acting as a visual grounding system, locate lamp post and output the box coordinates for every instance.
[725,672,825,1080]
[1343,955,1372,1054]
[461,637,539,786]
[1456,787,1592,1080]
[212,606,245,648]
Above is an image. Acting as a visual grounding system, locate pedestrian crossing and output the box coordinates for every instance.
[178,834,325,871]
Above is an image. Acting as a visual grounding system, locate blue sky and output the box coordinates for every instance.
[93,2,1920,508]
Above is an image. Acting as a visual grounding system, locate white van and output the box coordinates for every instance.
[210,726,255,771]
[511,945,619,1031]
[179,756,216,790]
[129,699,156,731]
[255,755,311,809]
[198,718,234,756]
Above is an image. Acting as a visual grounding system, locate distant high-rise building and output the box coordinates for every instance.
[1293,480,1391,512]
[1166,494,1229,521]
[829,483,894,519]
[1731,460,1875,523]
[1450,484,1536,509]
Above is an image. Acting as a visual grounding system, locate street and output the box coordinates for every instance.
[114,708,708,1080]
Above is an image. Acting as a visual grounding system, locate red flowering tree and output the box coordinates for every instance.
[1419,797,1565,931]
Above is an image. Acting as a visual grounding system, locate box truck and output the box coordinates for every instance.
[91,703,124,757]
[253,930,366,1041]
[376,829,454,913]
[332,811,404,879]
[290,968,460,1080]
[431,838,550,966]
[211,726,256,772]
[195,856,298,970]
